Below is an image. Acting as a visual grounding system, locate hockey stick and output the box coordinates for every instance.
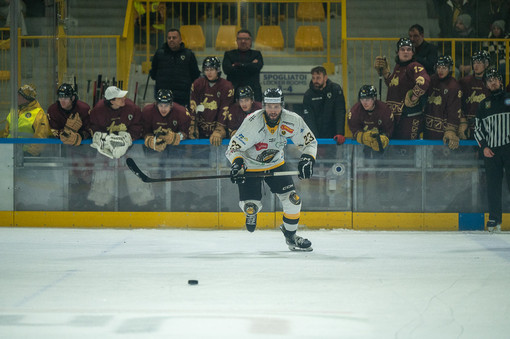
[374,133,385,154]
[126,158,299,183]
[143,72,150,101]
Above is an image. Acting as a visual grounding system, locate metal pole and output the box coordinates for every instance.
[10,0,20,138]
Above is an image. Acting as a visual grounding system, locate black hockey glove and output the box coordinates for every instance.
[298,154,315,180]
[230,157,247,184]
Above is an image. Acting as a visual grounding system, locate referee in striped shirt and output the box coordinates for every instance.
[474,68,510,233]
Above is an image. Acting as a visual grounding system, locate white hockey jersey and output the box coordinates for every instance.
[226,108,318,171]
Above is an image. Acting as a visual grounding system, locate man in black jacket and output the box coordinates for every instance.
[150,28,200,107]
[300,66,346,144]
[222,29,264,102]
[408,24,438,76]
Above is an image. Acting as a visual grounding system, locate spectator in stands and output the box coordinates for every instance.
[189,56,234,146]
[47,83,91,146]
[471,0,510,37]
[0,84,51,156]
[458,51,491,139]
[408,24,438,76]
[374,38,430,140]
[301,66,346,144]
[0,0,28,35]
[452,14,477,77]
[348,85,393,153]
[150,28,201,107]
[142,89,191,152]
[424,55,461,150]
[222,29,264,102]
[474,67,510,233]
[483,20,508,81]
[437,0,473,38]
[227,85,262,137]
[133,1,166,44]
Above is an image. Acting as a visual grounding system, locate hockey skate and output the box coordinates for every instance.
[244,202,258,232]
[487,220,501,233]
[280,225,313,252]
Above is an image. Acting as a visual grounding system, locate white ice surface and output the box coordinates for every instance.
[1,228,510,339]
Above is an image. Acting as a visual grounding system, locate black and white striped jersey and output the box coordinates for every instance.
[474,91,510,149]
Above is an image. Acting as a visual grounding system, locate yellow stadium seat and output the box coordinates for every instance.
[297,2,325,21]
[180,25,206,51]
[295,26,324,51]
[215,25,237,51]
[255,25,284,51]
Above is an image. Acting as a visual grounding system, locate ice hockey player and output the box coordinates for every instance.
[47,83,91,146]
[189,56,234,146]
[458,51,491,139]
[142,89,191,151]
[348,84,394,152]
[423,55,461,150]
[227,85,262,137]
[374,38,430,139]
[226,88,318,251]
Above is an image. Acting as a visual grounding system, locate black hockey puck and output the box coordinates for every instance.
[188,279,198,285]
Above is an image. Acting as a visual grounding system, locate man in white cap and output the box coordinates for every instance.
[88,86,153,207]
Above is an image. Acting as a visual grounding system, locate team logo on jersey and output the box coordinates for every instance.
[327,92,332,99]
[389,76,399,87]
[236,133,248,144]
[485,101,491,109]
[180,55,185,61]
[25,112,32,118]
[255,142,268,151]
[281,125,294,134]
[467,91,485,104]
[256,149,279,163]
[217,91,221,98]
[378,119,382,125]
[505,98,510,106]
[443,89,448,95]
[128,114,133,121]
[173,120,178,126]
[303,109,309,115]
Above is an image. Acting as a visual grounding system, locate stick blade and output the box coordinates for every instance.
[126,158,151,182]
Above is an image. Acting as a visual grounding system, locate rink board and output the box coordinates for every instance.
[2,211,509,231]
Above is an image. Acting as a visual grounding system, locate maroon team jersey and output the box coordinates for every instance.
[47,100,91,139]
[141,102,192,139]
[89,98,143,141]
[189,77,234,138]
[459,75,490,139]
[385,60,430,124]
[424,74,462,139]
[227,101,262,136]
[348,100,394,138]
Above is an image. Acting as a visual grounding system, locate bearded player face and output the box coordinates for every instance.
[264,103,282,123]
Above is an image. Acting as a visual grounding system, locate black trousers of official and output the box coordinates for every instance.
[484,144,510,223]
